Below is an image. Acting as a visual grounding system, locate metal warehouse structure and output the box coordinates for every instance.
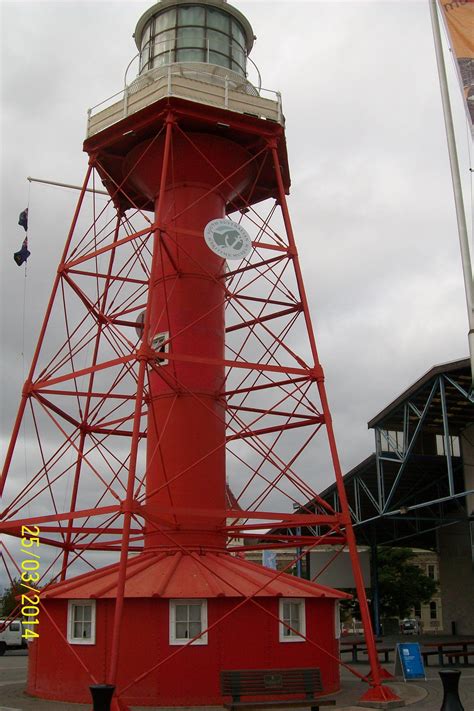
[308,358,474,635]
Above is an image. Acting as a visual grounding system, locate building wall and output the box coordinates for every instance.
[435,426,474,636]
[28,596,340,705]
[438,519,474,635]
[410,549,443,634]
[462,423,474,522]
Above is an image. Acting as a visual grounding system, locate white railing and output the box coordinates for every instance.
[86,62,283,137]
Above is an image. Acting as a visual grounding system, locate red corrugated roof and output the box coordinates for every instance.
[42,550,350,600]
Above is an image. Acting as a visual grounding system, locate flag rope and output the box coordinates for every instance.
[21,178,31,517]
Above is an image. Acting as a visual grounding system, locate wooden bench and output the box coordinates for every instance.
[421,650,442,666]
[221,668,336,711]
[445,650,474,666]
[340,642,393,663]
[360,646,395,663]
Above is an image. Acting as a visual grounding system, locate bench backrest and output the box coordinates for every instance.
[221,668,322,700]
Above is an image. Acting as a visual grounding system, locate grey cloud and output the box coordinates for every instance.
[0,1,471,590]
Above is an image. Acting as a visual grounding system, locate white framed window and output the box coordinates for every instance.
[380,429,404,454]
[436,434,460,457]
[67,600,96,645]
[169,599,207,645]
[279,598,306,642]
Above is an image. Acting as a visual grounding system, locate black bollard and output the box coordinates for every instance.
[90,683,115,711]
[439,669,464,711]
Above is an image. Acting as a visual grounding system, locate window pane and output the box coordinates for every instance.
[188,604,201,621]
[82,605,92,622]
[177,27,204,49]
[207,8,228,32]
[142,22,152,47]
[189,621,201,638]
[82,622,91,638]
[176,48,205,63]
[209,51,230,69]
[156,8,176,32]
[290,603,300,630]
[175,605,187,622]
[154,29,175,55]
[231,43,245,70]
[208,29,230,55]
[140,47,150,72]
[73,605,83,622]
[152,54,168,69]
[73,622,82,638]
[282,601,301,635]
[176,622,188,638]
[231,20,245,46]
[179,6,205,26]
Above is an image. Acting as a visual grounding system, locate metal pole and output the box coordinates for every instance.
[27,176,109,196]
[106,115,174,687]
[0,164,94,497]
[371,535,381,637]
[292,502,302,577]
[429,0,474,389]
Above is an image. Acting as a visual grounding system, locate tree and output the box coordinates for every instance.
[377,547,438,619]
[0,578,22,617]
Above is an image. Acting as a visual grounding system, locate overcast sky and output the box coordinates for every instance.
[0,0,473,585]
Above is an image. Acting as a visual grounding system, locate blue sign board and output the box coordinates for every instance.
[396,642,426,681]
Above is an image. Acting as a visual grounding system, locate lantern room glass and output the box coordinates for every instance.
[138,5,247,76]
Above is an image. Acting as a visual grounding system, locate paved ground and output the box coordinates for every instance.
[0,645,473,710]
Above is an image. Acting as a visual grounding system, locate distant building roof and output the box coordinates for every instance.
[368,358,471,431]
[306,358,473,548]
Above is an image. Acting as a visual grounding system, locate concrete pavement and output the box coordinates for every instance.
[1,648,473,710]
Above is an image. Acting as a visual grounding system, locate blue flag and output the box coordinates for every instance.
[18,208,28,231]
[14,238,30,266]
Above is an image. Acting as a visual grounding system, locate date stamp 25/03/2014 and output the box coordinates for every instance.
[20,525,41,640]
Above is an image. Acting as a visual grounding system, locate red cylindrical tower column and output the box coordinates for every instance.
[124,129,254,549]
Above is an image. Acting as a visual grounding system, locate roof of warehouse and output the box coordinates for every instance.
[367,357,471,431]
[310,358,473,547]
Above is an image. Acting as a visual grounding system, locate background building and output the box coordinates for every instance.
[304,358,473,635]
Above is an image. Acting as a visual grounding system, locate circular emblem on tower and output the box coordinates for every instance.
[204,219,252,260]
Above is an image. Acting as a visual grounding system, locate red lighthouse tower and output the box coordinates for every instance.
[1,1,400,708]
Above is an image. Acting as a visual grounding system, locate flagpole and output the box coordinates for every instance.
[429,0,474,390]
[27,176,109,196]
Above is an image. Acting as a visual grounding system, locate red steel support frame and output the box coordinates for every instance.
[107,115,174,686]
[0,105,400,706]
[269,142,392,701]
[0,163,93,498]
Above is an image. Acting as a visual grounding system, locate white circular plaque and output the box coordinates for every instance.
[204,219,252,260]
